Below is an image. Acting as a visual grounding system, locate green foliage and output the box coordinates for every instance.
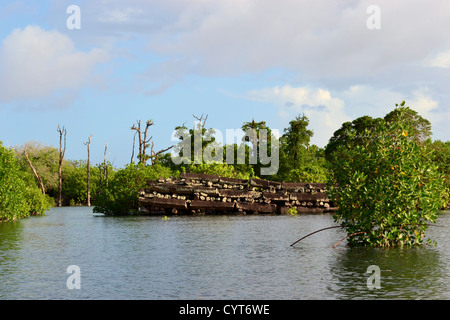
[430,140,450,190]
[93,163,174,216]
[0,141,52,222]
[241,120,275,176]
[184,162,253,179]
[286,207,298,216]
[24,181,54,215]
[173,120,217,164]
[384,105,432,143]
[15,141,116,206]
[277,115,328,182]
[327,104,449,247]
[15,141,60,197]
[5,108,444,222]
[325,115,383,162]
[62,160,102,205]
[325,106,432,162]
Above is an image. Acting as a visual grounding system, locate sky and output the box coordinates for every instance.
[0,0,449,168]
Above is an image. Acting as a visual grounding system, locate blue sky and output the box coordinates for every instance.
[0,0,449,168]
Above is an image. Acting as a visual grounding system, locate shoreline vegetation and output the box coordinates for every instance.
[1,104,449,242]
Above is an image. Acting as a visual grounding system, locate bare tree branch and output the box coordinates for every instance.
[193,113,208,128]
[131,119,155,164]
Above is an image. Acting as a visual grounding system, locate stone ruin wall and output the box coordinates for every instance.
[138,172,337,215]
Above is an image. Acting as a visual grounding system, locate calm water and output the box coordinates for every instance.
[0,207,449,300]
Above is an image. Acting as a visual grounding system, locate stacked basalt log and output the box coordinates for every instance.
[138,172,337,215]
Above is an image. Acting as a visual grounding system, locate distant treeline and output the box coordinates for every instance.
[0,105,449,221]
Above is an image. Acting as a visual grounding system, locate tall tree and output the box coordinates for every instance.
[241,119,273,176]
[328,105,448,247]
[325,102,433,162]
[57,125,67,207]
[324,115,383,162]
[278,114,327,182]
[281,114,313,164]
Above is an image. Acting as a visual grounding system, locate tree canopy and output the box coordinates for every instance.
[0,141,53,222]
[1,102,448,224]
[327,104,449,247]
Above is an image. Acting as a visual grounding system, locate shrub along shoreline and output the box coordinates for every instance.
[1,103,449,240]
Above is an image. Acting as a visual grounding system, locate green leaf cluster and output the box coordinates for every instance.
[93,163,173,216]
[277,115,328,183]
[327,104,449,247]
[0,141,53,222]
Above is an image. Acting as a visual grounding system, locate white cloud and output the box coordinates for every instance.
[341,85,404,118]
[341,84,440,122]
[245,84,445,147]
[245,85,350,147]
[142,0,450,79]
[425,50,450,68]
[408,89,439,122]
[98,8,144,23]
[0,25,109,105]
[67,0,450,106]
[246,85,345,110]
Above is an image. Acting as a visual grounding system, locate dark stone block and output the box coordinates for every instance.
[141,197,187,209]
[189,200,235,211]
[262,192,290,201]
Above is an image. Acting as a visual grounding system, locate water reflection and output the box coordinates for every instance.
[328,212,450,299]
[0,208,449,299]
[329,246,449,299]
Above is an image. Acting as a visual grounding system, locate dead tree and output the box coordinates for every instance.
[130,119,175,165]
[57,125,67,207]
[103,142,109,187]
[84,134,92,206]
[149,143,174,165]
[193,113,208,128]
[131,120,154,164]
[130,131,137,165]
[23,149,46,195]
[192,114,209,162]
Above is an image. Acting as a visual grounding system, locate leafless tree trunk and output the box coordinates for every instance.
[23,149,46,195]
[131,119,174,165]
[57,125,67,207]
[84,134,92,206]
[192,114,208,162]
[130,131,137,165]
[131,120,154,164]
[104,142,109,187]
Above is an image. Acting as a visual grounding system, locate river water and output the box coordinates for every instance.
[0,207,449,300]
